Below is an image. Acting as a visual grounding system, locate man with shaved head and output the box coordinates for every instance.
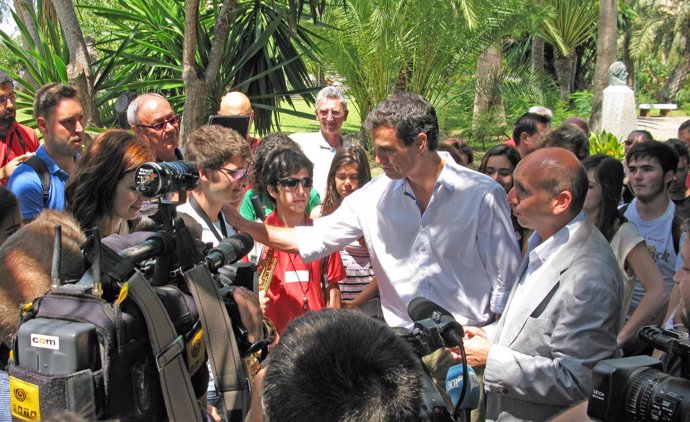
[128,93,182,162]
[218,91,260,152]
[454,148,623,421]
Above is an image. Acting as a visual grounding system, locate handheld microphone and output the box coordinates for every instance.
[445,364,481,410]
[206,232,255,271]
[408,297,464,347]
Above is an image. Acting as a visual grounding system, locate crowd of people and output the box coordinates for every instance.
[1,64,690,422]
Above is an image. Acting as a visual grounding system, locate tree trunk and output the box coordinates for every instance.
[472,44,506,129]
[553,50,576,102]
[657,55,690,103]
[181,0,237,145]
[531,36,544,74]
[52,0,100,127]
[13,0,42,87]
[590,0,618,133]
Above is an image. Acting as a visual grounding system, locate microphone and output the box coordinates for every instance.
[445,364,481,410]
[206,232,255,271]
[407,297,464,347]
[118,232,173,263]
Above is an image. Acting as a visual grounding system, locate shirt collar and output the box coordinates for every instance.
[527,211,586,268]
[394,152,457,195]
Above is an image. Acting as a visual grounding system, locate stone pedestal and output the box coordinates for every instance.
[601,85,638,141]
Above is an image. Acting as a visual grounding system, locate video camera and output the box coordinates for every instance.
[587,325,690,421]
[392,298,481,422]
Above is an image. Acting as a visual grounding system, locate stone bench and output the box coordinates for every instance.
[639,103,678,117]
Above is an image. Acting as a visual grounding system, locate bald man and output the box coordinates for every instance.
[127,93,182,162]
[454,148,622,421]
[218,91,260,152]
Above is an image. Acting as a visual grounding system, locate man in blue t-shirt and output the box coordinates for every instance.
[8,83,84,221]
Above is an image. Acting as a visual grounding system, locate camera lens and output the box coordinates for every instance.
[135,161,199,198]
[624,367,690,421]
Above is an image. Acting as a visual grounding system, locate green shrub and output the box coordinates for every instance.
[589,130,624,160]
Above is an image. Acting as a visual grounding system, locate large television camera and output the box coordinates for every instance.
[393,298,481,422]
[587,325,690,422]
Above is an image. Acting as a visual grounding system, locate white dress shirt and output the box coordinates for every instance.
[296,157,521,328]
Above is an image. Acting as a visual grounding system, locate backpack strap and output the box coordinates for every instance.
[183,262,250,422]
[126,270,205,422]
[22,155,50,206]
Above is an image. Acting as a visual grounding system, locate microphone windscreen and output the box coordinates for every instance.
[408,297,454,322]
[214,232,254,265]
[445,364,480,409]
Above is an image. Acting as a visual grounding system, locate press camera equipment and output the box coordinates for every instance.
[393,298,479,422]
[135,160,199,200]
[587,325,690,422]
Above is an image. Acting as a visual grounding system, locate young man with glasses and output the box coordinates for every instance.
[257,147,343,335]
[176,125,252,245]
[0,71,39,184]
[8,83,84,221]
[127,93,182,162]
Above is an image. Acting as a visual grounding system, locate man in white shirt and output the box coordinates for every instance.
[290,86,350,199]
[624,141,679,317]
[456,148,622,421]
[228,92,521,329]
[176,125,252,245]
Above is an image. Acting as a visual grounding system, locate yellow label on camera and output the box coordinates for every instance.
[116,282,130,304]
[10,376,41,421]
[186,328,205,375]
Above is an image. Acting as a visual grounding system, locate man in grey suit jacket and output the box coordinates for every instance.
[452,148,623,421]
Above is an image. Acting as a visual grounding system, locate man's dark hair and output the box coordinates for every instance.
[626,140,679,176]
[666,138,690,162]
[263,309,425,422]
[364,92,439,150]
[679,119,690,135]
[627,130,654,143]
[260,148,313,204]
[512,112,549,145]
[0,70,14,86]
[542,124,590,160]
[33,83,79,119]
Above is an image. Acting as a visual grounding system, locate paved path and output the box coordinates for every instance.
[637,115,688,141]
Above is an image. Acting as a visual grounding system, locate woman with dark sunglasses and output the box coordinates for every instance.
[256,147,344,336]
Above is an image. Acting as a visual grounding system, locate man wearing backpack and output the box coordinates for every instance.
[8,83,84,222]
[0,71,39,185]
[623,140,680,354]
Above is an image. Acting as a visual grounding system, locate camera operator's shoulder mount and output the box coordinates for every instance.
[8,204,266,421]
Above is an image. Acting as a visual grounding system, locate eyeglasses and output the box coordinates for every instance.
[276,177,313,189]
[0,93,17,106]
[218,167,248,181]
[136,114,180,131]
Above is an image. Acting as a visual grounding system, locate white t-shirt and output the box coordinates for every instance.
[177,200,236,247]
[624,199,677,314]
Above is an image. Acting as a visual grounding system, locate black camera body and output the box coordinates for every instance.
[587,326,690,422]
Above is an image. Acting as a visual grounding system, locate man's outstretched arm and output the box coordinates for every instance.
[223,205,299,254]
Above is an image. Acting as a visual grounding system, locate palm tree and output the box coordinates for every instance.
[539,0,599,101]
[590,0,618,133]
[630,0,690,102]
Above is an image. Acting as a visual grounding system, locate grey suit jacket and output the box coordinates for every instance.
[484,217,623,422]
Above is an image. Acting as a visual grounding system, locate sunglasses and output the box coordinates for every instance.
[136,114,180,131]
[277,177,313,189]
[218,167,249,181]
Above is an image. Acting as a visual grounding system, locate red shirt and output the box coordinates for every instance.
[0,122,40,184]
[263,212,345,334]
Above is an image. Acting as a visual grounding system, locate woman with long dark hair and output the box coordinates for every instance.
[317,146,380,316]
[582,154,667,348]
[66,129,154,236]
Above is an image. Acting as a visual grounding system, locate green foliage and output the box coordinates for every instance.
[87,0,322,134]
[539,0,599,56]
[589,130,624,161]
[568,90,593,119]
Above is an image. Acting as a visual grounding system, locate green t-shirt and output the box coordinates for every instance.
[239,188,321,221]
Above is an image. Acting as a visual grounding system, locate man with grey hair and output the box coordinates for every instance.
[127,93,182,162]
[290,86,350,198]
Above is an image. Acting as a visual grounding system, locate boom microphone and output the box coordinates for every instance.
[206,232,255,271]
[407,297,464,347]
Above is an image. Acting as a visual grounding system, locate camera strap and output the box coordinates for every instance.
[189,195,228,242]
[183,261,250,422]
[126,270,205,422]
